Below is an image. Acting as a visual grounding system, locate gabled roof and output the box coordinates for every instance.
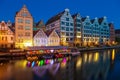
[91,19,95,23]
[115,29,120,34]
[98,17,104,24]
[46,11,65,25]
[36,20,45,28]
[45,28,55,37]
[33,29,40,37]
[72,13,78,18]
[81,17,86,22]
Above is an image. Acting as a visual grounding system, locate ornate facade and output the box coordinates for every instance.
[15,5,33,48]
[0,21,14,48]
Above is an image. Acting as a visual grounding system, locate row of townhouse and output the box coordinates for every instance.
[0,20,60,48]
[0,5,115,49]
[46,9,115,47]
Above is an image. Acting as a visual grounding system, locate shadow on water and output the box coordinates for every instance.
[0,49,120,80]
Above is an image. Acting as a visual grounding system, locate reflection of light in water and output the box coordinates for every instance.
[23,60,27,67]
[61,61,66,68]
[112,49,115,61]
[45,59,49,64]
[32,61,35,67]
[58,58,62,62]
[94,52,99,62]
[76,57,82,68]
[32,63,60,77]
[63,58,66,63]
[84,54,87,63]
[103,53,106,61]
[40,60,44,66]
[88,54,92,63]
[50,59,54,64]
[38,61,41,66]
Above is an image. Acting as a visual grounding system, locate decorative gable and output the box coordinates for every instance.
[16,5,32,18]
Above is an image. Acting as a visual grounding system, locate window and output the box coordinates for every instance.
[70,28,73,31]
[77,28,80,31]
[66,32,69,36]
[18,19,23,23]
[61,21,65,25]
[66,22,69,26]
[61,27,65,30]
[70,23,73,26]
[70,38,73,41]
[66,27,69,31]
[25,32,30,36]
[86,22,90,25]
[66,18,69,21]
[77,24,81,27]
[25,26,30,30]
[18,25,23,30]
[18,34,23,37]
[11,37,13,40]
[51,24,55,27]
[66,38,69,41]
[61,32,65,36]
[70,33,73,36]
[22,13,27,17]
[77,19,80,22]
[25,20,30,24]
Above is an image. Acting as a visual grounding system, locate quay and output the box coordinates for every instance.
[79,45,120,52]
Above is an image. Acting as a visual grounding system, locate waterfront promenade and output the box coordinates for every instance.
[0,45,120,57]
[78,45,120,52]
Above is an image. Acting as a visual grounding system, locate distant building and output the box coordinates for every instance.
[45,29,60,46]
[72,13,82,47]
[46,9,74,46]
[33,29,48,46]
[91,18,100,46]
[82,16,93,46]
[115,29,120,38]
[33,20,46,31]
[33,29,60,46]
[0,21,14,48]
[98,17,110,45]
[109,23,115,44]
[15,5,33,48]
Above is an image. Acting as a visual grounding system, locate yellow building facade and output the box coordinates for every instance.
[15,5,33,49]
[0,21,14,48]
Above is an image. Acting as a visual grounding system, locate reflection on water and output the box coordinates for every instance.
[0,49,120,80]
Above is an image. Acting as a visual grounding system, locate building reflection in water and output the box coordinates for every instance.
[0,49,118,80]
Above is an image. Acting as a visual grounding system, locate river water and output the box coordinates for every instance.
[0,49,120,80]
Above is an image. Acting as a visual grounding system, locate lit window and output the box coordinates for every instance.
[18,25,23,30]
[25,20,30,24]
[25,32,30,36]
[18,19,23,23]
[25,26,30,30]
[22,13,27,17]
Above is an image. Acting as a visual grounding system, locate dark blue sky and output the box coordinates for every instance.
[0,0,120,29]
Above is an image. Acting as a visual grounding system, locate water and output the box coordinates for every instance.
[0,49,120,80]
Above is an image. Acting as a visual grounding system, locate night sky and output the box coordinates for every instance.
[0,0,120,29]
